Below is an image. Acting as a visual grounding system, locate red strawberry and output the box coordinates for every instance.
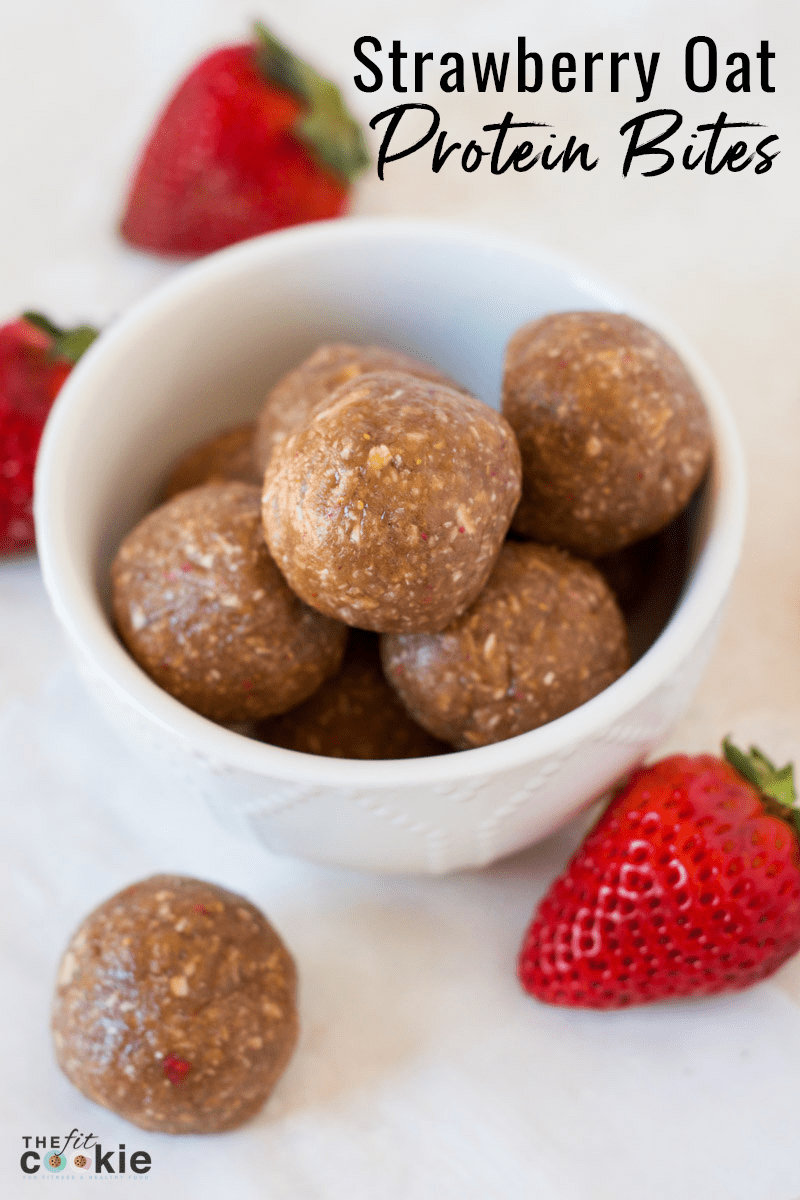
[0,313,98,557]
[120,22,369,256]
[518,741,800,1008]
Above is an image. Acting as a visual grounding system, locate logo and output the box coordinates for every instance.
[19,1129,152,1177]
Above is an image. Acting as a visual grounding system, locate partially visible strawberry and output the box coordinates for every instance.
[120,22,369,256]
[0,313,98,557]
[518,741,800,1008]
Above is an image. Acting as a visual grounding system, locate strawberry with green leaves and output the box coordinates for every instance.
[0,313,97,558]
[518,741,800,1008]
[120,22,369,256]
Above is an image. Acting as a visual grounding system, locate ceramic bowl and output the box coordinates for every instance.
[34,218,746,874]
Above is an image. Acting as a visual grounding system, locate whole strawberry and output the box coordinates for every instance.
[0,313,97,557]
[120,22,369,256]
[518,742,800,1008]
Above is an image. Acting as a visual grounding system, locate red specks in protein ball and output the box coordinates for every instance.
[163,1054,192,1085]
[111,481,346,722]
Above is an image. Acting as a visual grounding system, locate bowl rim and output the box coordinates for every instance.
[34,215,747,789]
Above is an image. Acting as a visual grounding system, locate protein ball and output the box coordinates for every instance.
[253,342,467,475]
[503,312,712,556]
[381,541,629,749]
[262,371,522,633]
[52,875,298,1135]
[598,513,693,666]
[162,424,260,500]
[111,481,346,722]
[256,631,449,759]
[595,535,664,619]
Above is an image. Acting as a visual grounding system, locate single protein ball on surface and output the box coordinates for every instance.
[262,371,522,634]
[253,342,468,475]
[256,630,449,759]
[381,541,630,750]
[162,423,260,500]
[503,312,712,556]
[52,875,298,1135]
[111,481,346,723]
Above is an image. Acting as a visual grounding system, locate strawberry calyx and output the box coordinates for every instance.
[22,312,99,365]
[253,22,369,185]
[723,737,800,836]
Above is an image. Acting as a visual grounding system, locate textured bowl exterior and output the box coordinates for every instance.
[35,219,745,874]
[68,608,723,873]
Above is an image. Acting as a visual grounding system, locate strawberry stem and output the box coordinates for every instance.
[22,312,62,340]
[23,312,99,364]
[253,22,369,185]
[723,738,800,837]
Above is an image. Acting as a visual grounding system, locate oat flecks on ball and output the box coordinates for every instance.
[381,542,630,750]
[257,630,449,759]
[111,481,346,722]
[503,312,712,557]
[252,342,468,475]
[51,875,298,1135]
[262,371,522,634]
[162,423,260,500]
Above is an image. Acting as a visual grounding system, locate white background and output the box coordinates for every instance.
[2,2,800,1197]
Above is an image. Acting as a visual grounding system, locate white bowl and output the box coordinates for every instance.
[34,218,746,874]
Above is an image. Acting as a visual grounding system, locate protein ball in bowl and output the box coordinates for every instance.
[262,371,522,633]
[52,875,298,1135]
[252,342,468,474]
[162,423,260,500]
[111,481,346,722]
[381,541,630,749]
[256,630,450,759]
[503,312,712,556]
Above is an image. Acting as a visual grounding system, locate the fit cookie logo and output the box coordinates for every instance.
[19,1129,151,1176]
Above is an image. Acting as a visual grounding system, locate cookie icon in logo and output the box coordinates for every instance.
[44,1152,66,1172]
[72,1153,91,1170]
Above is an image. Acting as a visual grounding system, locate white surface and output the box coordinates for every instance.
[34,220,745,871]
[2,0,800,1196]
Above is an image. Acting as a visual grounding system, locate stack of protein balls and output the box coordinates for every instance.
[111,313,712,757]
